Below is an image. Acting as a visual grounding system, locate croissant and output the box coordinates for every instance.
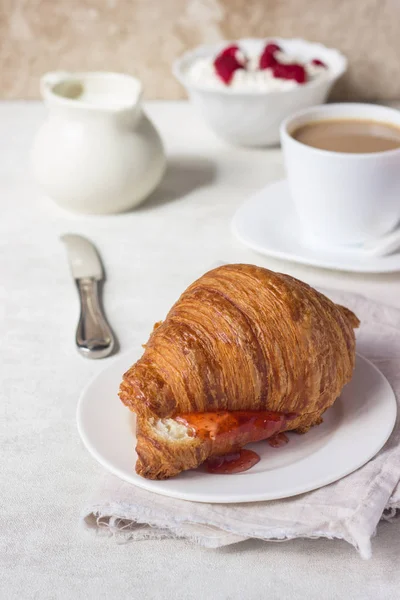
[119,264,359,479]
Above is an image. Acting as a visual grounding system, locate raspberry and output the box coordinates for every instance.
[259,48,278,69]
[259,42,282,70]
[220,44,247,67]
[311,58,327,68]
[273,63,307,84]
[220,44,240,57]
[264,42,282,54]
[214,52,243,84]
[213,44,248,84]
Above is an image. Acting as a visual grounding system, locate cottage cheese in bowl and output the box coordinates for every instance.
[173,38,347,146]
[186,42,329,92]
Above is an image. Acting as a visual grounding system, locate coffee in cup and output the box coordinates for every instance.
[292,118,400,154]
[280,104,400,248]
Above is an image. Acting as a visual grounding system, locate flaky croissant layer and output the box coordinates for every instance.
[120,264,358,417]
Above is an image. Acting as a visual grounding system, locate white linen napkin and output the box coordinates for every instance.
[82,290,400,559]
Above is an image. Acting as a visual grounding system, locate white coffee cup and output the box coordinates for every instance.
[280,103,400,248]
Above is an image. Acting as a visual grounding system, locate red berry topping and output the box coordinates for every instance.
[273,63,307,84]
[259,47,278,69]
[214,51,243,85]
[264,43,282,54]
[220,44,240,57]
[259,42,282,70]
[311,58,327,68]
[219,44,247,67]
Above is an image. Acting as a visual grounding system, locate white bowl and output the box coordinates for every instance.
[173,38,347,147]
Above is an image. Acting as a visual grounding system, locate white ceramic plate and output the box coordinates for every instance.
[232,179,400,273]
[77,349,396,503]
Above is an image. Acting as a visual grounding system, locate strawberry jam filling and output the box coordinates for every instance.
[175,410,295,474]
[176,410,287,441]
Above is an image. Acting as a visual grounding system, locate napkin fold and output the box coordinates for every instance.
[82,290,400,559]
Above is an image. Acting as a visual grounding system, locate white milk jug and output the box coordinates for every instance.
[32,72,166,213]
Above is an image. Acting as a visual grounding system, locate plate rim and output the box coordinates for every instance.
[232,179,400,274]
[77,351,397,504]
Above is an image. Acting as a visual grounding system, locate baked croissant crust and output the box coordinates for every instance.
[119,264,359,479]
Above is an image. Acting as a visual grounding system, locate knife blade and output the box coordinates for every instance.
[61,234,115,359]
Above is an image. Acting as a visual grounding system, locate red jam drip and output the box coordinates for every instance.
[206,449,260,474]
[268,432,289,448]
[176,410,287,443]
[175,410,294,475]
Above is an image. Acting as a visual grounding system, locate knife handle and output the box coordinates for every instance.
[75,278,115,359]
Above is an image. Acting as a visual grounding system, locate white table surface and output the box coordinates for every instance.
[1,100,400,600]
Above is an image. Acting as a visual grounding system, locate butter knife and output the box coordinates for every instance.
[61,234,115,359]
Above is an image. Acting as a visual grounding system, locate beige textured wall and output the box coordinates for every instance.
[1,0,399,101]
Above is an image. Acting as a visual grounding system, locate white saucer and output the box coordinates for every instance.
[77,348,396,504]
[232,179,400,273]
